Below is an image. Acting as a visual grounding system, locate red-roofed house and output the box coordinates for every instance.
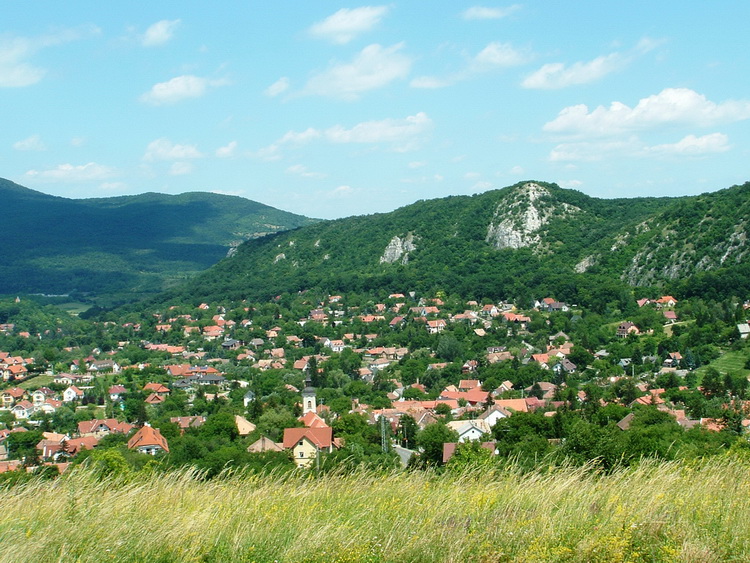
[127,425,169,455]
[283,427,336,468]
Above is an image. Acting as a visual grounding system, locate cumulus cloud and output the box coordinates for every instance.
[25,162,116,182]
[471,41,530,70]
[260,113,432,158]
[215,141,238,158]
[523,38,664,90]
[140,75,228,105]
[324,112,431,145]
[462,5,521,20]
[0,26,99,87]
[144,138,203,161]
[411,41,529,88]
[549,132,730,162]
[309,6,389,44]
[544,88,750,137]
[522,52,624,89]
[302,43,411,100]
[645,133,730,156]
[142,19,180,47]
[13,134,45,151]
[265,77,289,97]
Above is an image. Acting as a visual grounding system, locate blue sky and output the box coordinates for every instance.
[2,2,749,219]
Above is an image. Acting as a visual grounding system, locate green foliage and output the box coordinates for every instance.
[0,177,317,306]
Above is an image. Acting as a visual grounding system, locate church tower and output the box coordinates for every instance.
[301,376,317,415]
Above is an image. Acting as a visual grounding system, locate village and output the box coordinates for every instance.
[1,289,748,477]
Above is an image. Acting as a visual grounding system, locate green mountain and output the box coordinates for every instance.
[147,180,747,311]
[0,178,318,305]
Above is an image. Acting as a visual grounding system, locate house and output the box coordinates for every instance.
[247,436,285,453]
[738,323,750,339]
[88,360,120,373]
[446,419,492,443]
[31,388,54,406]
[1,387,26,407]
[11,400,35,419]
[78,419,134,438]
[616,322,640,338]
[143,382,170,395]
[235,415,256,436]
[108,385,128,401]
[127,425,169,455]
[477,404,512,428]
[655,296,678,307]
[426,319,446,334]
[144,393,166,405]
[170,416,206,433]
[63,386,84,403]
[283,426,336,468]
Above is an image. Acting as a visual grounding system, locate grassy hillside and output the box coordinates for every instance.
[3,457,750,562]
[0,178,317,306]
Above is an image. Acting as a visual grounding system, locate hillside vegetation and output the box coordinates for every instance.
[3,457,750,562]
[0,178,317,306]
[160,180,750,309]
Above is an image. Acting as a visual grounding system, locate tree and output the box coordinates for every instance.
[445,440,494,471]
[416,422,458,466]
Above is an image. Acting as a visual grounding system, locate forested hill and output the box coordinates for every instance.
[0,178,318,305]
[154,180,750,310]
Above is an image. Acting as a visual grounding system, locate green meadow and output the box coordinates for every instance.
[2,456,750,562]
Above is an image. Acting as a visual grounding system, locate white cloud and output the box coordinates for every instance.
[549,139,640,162]
[25,162,116,182]
[169,162,193,175]
[309,6,389,44]
[302,43,411,100]
[545,89,750,137]
[412,41,528,89]
[471,42,529,70]
[509,165,524,175]
[0,26,98,88]
[522,52,624,89]
[286,164,327,179]
[464,171,481,179]
[409,161,427,168]
[279,128,323,145]
[142,19,180,47]
[329,185,354,197]
[215,141,238,158]
[265,77,289,97]
[140,75,228,105]
[324,112,432,146]
[144,138,203,161]
[462,5,521,20]
[13,134,45,151]
[261,113,432,158]
[645,133,730,156]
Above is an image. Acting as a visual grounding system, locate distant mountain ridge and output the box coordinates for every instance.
[0,178,318,305]
[157,180,750,308]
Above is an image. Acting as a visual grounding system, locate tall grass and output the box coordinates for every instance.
[1,457,749,562]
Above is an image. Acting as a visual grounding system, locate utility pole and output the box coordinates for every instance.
[381,415,388,453]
